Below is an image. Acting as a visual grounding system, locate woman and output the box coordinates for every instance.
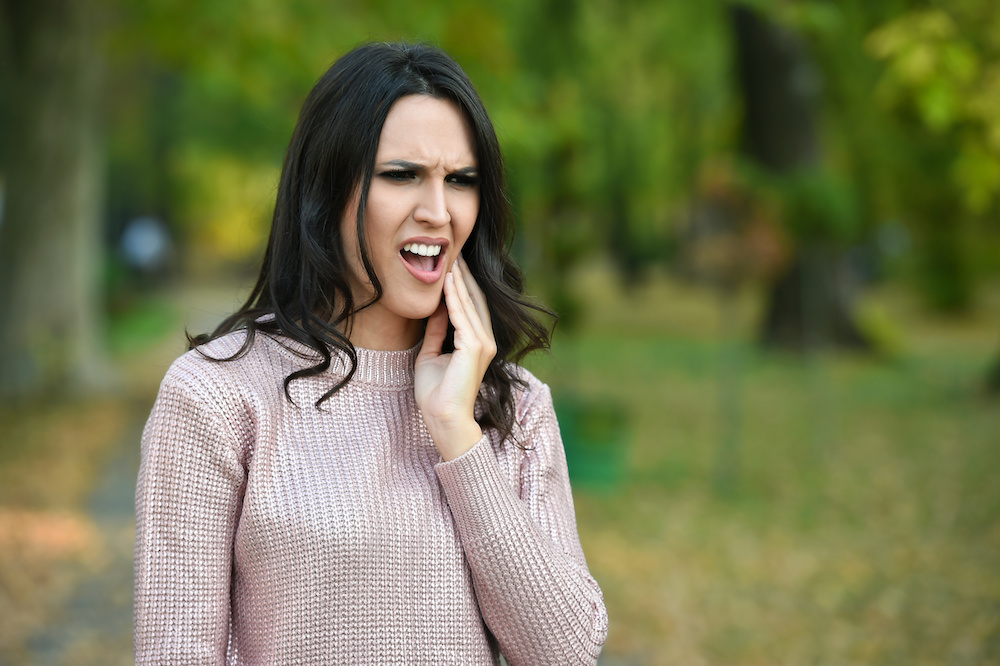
[134,42,608,665]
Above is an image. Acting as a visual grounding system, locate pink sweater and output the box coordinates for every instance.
[134,331,608,665]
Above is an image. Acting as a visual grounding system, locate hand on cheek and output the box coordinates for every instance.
[414,255,497,461]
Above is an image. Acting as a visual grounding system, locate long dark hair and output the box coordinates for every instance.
[191,41,553,443]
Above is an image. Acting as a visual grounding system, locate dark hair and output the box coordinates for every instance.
[191,41,553,443]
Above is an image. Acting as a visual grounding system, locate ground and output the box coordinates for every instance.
[0,267,997,665]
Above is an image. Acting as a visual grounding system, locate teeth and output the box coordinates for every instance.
[403,243,443,257]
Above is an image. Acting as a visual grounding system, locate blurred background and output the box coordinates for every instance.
[1,0,999,663]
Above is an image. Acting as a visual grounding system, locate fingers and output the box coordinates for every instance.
[445,260,497,361]
[449,260,489,343]
[456,254,491,330]
[442,268,477,341]
[417,301,449,360]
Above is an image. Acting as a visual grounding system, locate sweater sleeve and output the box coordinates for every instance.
[434,378,609,665]
[134,374,247,665]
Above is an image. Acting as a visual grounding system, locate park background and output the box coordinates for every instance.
[1,0,999,663]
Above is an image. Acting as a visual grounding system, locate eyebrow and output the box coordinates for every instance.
[379,159,478,175]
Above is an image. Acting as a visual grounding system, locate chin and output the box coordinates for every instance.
[393,293,443,321]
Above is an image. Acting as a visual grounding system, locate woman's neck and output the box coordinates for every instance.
[344,308,424,351]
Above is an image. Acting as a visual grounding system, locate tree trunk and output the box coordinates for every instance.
[731,6,821,172]
[731,5,871,351]
[760,244,870,351]
[0,0,109,396]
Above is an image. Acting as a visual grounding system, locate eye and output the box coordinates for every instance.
[379,170,416,182]
[447,173,481,188]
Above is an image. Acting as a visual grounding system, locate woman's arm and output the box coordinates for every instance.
[134,373,247,665]
[416,254,607,663]
[434,377,609,666]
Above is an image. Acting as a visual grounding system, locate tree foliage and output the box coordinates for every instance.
[4,0,999,397]
[94,0,1000,331]
[868,3,1000,215]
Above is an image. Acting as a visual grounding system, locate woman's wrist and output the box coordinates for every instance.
[427,418,483,461]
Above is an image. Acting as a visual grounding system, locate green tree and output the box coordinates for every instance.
[866,2,1000,311]
[505,0,732,322]
[865,1,1000,389]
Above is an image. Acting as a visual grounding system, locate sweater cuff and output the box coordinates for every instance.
[434,436,524,542]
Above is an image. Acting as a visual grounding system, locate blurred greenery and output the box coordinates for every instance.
[105,298,177,356]
[530,265,1000,663]
[98,0,999,323]
[1,0,1000,663]
[5,0,998,368]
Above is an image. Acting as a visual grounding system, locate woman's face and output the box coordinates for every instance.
[341,94,480,347]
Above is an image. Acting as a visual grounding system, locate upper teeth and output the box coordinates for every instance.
[403,243,443,257]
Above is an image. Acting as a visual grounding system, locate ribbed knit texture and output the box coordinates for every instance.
[134,331,608,665]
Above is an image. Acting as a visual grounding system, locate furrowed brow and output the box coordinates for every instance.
[380,159,423,170]
[379,160,478,174]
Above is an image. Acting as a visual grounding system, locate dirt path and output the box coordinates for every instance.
[19,410,142,666]
[13,282,241,666]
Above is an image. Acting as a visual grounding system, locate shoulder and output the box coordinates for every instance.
[497,365,574,488]
[507,364,554,425]
[498,365,564,461]
[158,328,290,414]
[149,329,292,456]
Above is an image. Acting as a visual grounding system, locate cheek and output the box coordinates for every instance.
[458,223,475,250]
[363,195,405,247]
[457,198,480,247]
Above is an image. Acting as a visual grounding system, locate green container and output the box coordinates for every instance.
[553,394,628,490]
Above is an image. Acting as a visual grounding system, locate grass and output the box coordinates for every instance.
[524,265,1000,665]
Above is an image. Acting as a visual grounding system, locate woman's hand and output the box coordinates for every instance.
[415,254,497,461]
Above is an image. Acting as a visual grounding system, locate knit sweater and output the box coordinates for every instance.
[133,330,608,665]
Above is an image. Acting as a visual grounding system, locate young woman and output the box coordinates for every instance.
[134,42,608,665]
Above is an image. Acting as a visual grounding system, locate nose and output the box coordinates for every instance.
[413,181,451,227]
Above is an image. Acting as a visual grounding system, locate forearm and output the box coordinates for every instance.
[436,438,608,665]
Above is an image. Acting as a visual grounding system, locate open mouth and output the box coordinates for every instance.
[399,242,445,274]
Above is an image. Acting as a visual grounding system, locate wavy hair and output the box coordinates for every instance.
[190,41,553,443]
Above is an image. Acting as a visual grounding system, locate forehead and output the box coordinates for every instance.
[375,95,477,166]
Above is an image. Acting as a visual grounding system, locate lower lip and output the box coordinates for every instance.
[399,252,445,284]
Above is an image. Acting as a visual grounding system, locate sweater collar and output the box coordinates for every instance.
[255,314,420,389]
[333,342,420,388]
[269,334,420,389]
